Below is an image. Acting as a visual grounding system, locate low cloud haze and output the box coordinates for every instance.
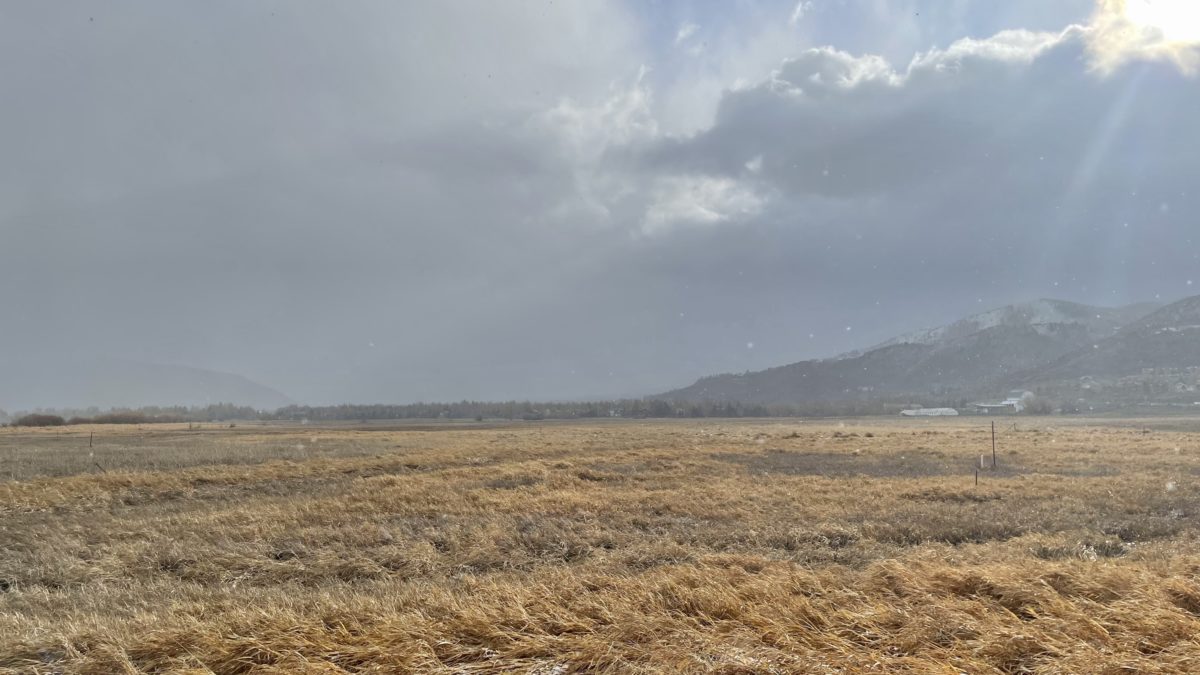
[2,0,1198,407]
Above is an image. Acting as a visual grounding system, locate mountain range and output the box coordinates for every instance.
[7,295,1200,413]
[659,296,1200,407]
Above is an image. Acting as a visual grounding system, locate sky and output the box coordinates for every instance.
[2,0,1199,406]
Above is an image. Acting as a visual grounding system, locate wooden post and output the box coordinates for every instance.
[975,468,979,486]
[991,421,997,468]
[89,431,93,448]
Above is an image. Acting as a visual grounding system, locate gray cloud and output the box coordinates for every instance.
[1,1,1198,407]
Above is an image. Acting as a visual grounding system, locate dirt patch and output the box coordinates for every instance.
[717,449,1122,479]
[717,450,1029,479]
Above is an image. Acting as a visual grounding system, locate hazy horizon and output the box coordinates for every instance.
[0,292,1186,412]
[4,1,1200,406]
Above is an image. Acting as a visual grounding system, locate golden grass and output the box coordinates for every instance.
[4,418,1200,672]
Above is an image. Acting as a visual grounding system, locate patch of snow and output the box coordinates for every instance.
[832,299,1110,360]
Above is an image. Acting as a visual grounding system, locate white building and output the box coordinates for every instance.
[900,407,959,417]
[972,390,1033,414]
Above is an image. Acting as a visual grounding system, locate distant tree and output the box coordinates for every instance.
[1022,397,1054,415]
[14,414,66,427]
[647,399,674,418]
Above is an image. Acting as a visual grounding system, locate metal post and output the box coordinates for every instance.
[991,421,997,468]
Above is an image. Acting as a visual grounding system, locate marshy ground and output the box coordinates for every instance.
[3,417,1200,672]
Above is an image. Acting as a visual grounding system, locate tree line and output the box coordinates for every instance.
[5,398,938,426]
[270,399,911,420]
[5,403,261,427]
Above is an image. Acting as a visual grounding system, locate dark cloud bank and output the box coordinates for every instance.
[1,1,1197,409]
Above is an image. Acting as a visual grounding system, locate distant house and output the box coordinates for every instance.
[900,408,959,417]
[971,390,1033,415]
[971,402,1020,415]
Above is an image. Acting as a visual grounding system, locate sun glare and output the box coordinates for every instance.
[1124,0,1200,43]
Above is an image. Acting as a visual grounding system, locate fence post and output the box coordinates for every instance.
[991,421,997,468]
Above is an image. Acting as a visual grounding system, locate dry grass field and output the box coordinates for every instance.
[4,417,1200,673]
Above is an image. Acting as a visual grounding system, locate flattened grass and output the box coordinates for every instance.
[3,418,1200,672]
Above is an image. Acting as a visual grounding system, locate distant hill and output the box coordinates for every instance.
[0,358,293,411]
[658,299,1159,405]
[1017,294,1200,389]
